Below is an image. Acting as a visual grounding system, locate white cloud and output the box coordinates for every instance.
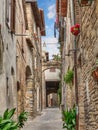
[42,37,59,59]
[42,37,58,44]
[47,4,56,19]
[46,26,49,29]
[48,46,59,59]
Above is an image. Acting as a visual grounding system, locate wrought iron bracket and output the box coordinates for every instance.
[65,49,80,56]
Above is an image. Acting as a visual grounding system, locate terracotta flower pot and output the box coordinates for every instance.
[92,68,98,81]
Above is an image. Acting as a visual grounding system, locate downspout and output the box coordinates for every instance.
[63,19,66,108]
[61,19,66,109]
[70,0,79,130]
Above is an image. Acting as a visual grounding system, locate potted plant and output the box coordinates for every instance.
[71,24,80,36]
[64,69,74,86]
[62,106,76,130]
[91,60,98,81]
[0,108,28,130]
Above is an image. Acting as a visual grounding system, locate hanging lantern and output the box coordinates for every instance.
[78,0,93,7]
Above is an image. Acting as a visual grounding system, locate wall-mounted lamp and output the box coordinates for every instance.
[78,0,93,7]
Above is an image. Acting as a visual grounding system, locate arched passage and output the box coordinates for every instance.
[47,92,59,107]
[44,68,61,108]
[46,81,60,107]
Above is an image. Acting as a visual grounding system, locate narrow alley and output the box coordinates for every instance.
[0,0,98,130]
[22,108,63,130]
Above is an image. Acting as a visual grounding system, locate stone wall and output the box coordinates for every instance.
[61,0,98,129]
[63,0,75,109]
[25,2,42,117]
[15,0,27,115]
[0,0,17,114]
[77,1,98,129]
[0,0,43,120]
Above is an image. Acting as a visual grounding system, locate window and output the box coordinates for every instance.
[6,0,16,33]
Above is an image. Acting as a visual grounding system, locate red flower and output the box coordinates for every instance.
[71,24,80,36]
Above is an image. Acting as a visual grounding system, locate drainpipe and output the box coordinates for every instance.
[70,0,79,130]
[63,19,66,108]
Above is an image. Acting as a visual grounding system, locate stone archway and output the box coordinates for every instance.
[47,92,59,107]
[25,65,34,119]
[42,66,61,108]
[42,61,61,109]
[46,81,60,107]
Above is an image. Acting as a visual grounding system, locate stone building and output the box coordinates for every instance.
[0,0,45,120]
[0,0,17,113]
[75,1,98,129]
[56,0,98,130]
[25,0,45,118]
[15,0,27,116]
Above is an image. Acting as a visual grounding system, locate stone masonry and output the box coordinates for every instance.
[0,0,45,122]
[0,0,17,114]
[57,0,98,130]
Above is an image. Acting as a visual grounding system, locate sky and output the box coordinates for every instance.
[37,0,59,59]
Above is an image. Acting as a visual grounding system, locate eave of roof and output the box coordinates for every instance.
[56,0,67,17]
[25,0,46,35]
[23,0,28,29]
[25,0,41,27]
[39,9,46,36]
[31,2,41,27]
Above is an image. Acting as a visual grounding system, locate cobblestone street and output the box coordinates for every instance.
[22,108,63,130]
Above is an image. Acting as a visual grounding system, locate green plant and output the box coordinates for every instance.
[62,106,76,130]
[0,108,18,130]
[18,111,28,128]
[64,70,74,86]
[52,54,61,61]
[0,108,28,130]
[91,60,98,71]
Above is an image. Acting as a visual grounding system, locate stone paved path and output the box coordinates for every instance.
[22,107,63,130]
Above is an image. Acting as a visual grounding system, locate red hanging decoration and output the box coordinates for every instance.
[71,24,80,36]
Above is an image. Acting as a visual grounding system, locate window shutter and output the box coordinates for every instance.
[60,0,67,17]
[10,0,15,32]
[6,0,11,26]
[56,0,59,14]
[6,0,9,22]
